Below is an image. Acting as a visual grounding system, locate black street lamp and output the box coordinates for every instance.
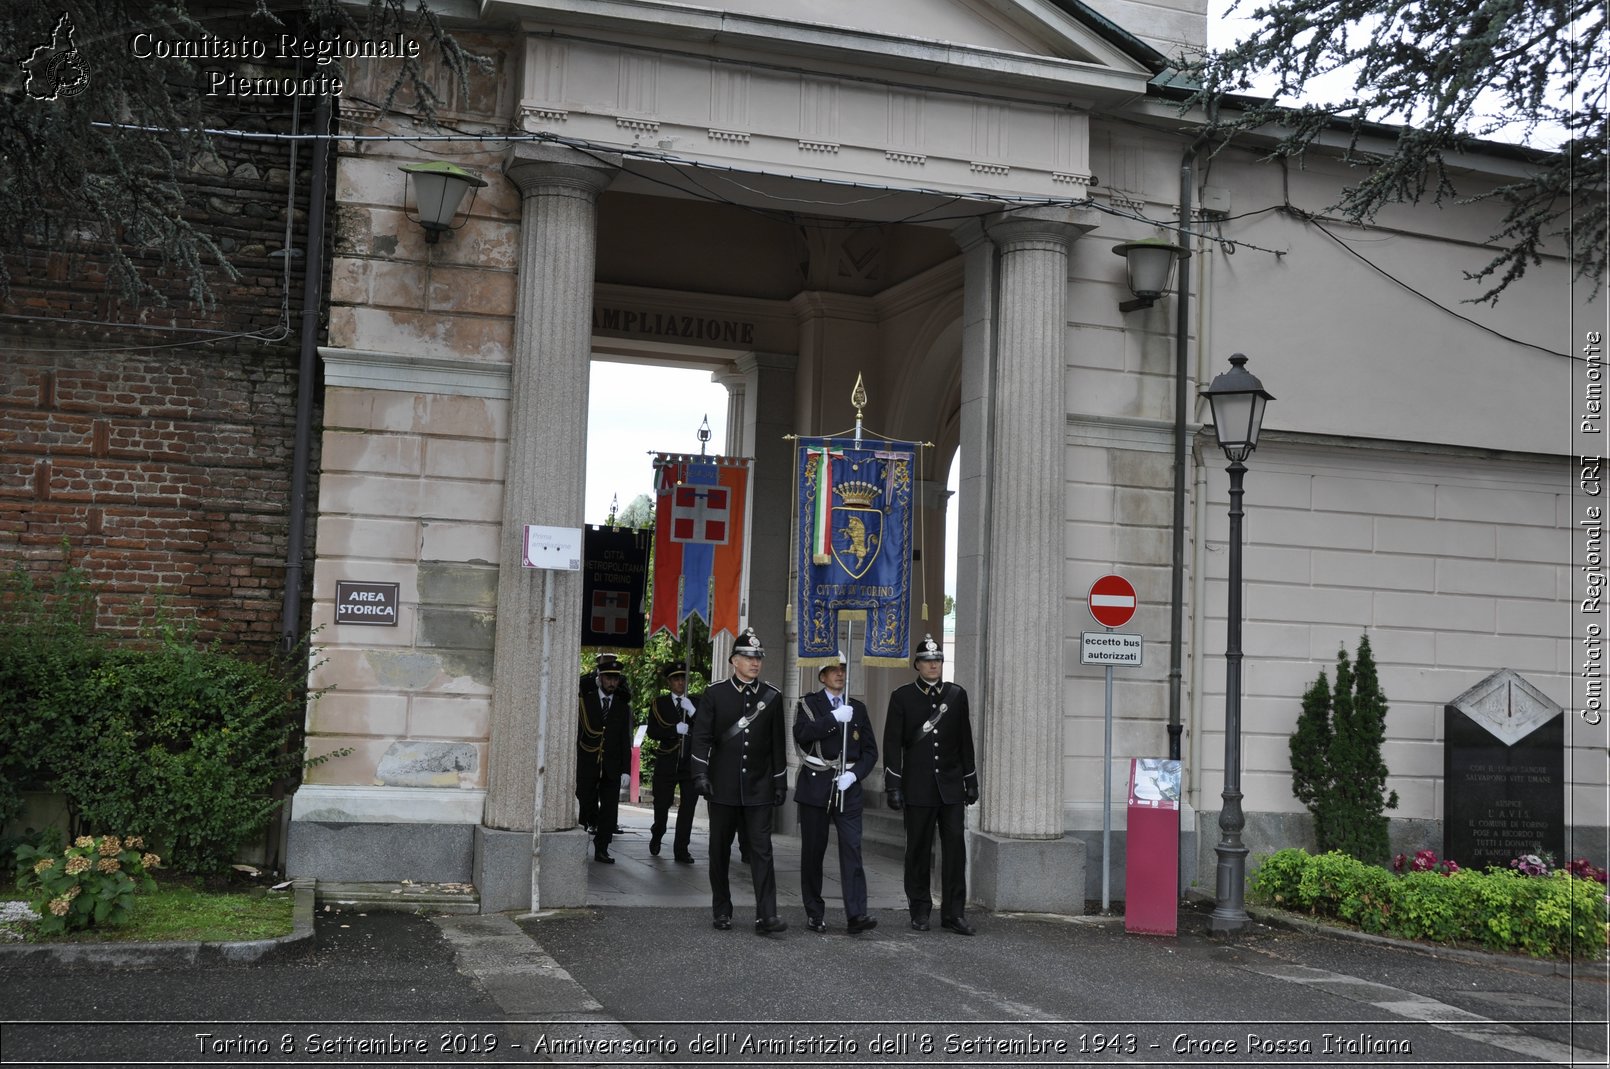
[1201,353,1274,934]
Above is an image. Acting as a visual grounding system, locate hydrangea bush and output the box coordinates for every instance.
[14,834,160,935]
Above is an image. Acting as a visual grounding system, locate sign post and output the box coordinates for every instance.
[521,524,582,912]
[1085,575,1140,914]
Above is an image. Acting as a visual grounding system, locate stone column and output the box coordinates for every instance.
[961,207,1096,912]
[474,143,616,913]
[735,352,799,664]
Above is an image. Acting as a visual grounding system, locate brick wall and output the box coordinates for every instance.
[0,84,324,661]
[0,342,317,660]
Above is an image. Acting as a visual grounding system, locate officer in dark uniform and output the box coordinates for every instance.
[794,652,878,935]
[690,627,788,934]
[883,634,979,935]
[576,653,633,864]
[645,665,699,862]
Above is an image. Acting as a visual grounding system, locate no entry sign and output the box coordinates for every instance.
[1087,574,1137,629]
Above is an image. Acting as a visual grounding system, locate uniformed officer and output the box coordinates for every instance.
[576,653,633,864]
[645,665,699,863]
[794,652,879,935]
[883,634,979,935]
[690,627,788,934]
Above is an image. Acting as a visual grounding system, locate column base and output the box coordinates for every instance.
[473,826,589,913]
[968,830,1086,914]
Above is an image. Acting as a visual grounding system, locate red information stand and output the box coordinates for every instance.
[1124,758,1181,936]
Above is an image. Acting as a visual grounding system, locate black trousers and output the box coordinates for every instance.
[651,763,698,855]
[798,802,867,921]
[575,763,620,851]
[706,801,776,921]
[903,802,966,921]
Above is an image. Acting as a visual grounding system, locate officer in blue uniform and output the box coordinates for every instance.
[690,628,788,934]
[883,634,979,935]
[794,652,879,934]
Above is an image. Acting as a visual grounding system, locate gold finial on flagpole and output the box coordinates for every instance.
[851,373,867,445]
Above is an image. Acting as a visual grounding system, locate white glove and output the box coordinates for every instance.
[620,773,630,788]
[675,722,689,735]
[831,707,853,724]
[835,771,856,791]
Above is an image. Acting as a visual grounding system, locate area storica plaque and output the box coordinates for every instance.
[1443,669,1563,871]
[335,580,399,626]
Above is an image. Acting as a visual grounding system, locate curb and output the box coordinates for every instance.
[0,879,315,970]
[1240,901,1610,979]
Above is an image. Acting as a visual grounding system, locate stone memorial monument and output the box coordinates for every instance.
[1443,669,1564,871]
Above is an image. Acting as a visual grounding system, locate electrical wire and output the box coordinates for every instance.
[1295,210,1573,359]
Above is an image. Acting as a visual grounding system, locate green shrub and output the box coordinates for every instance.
[15,833,159,935]
[0,554,317,875]
[55,628,307,874]
[1252,847,1610,959]
[0,560,107,829]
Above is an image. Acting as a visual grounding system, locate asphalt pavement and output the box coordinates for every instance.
[2,802,1606,1067]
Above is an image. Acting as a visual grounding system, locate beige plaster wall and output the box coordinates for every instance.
[303,387,507,791]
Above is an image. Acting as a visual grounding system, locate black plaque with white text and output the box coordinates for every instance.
[334,580,400,626]
[1443,670,1564,872]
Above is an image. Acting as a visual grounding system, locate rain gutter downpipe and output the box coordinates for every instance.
[1168,130,1211,761]
[279,94,332,657]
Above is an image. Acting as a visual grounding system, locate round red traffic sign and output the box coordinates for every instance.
[1088,574,1137,629]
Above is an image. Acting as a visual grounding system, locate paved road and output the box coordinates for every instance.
[1,803,1605,1067]
[1,906,1603,1066]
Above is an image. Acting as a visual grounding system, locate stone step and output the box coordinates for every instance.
[315,881,480,915]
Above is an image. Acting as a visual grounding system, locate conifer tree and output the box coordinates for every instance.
[1289,636,1399,862]
[1289,669,1333,847]
[1331,635,1398,862]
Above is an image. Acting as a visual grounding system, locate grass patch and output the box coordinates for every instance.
[1,878,293,944]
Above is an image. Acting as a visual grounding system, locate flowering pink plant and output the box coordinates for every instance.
[1564,857,1609,885]
[1393,848,1460,875]
[1508,852,1555,877]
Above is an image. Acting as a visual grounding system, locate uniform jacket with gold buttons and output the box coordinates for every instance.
[883,679,978,806]
[576,673,633,778]
[647,690,699,778]
[793,690,878,811]
[690,676,787,806]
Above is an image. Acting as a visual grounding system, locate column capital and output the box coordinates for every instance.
[981,205,1100,250]
[503,142,619,198]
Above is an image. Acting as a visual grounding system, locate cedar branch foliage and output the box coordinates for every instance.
[1180,0,1606,303]
[0,1,485,310]
[1289,636,1399,863]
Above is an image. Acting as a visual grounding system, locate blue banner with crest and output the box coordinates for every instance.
[795,437,916,667]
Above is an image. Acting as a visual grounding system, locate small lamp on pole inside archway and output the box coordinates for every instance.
[400,161,488,243]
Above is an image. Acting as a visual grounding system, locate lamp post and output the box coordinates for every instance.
[1201,353,1274,934]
